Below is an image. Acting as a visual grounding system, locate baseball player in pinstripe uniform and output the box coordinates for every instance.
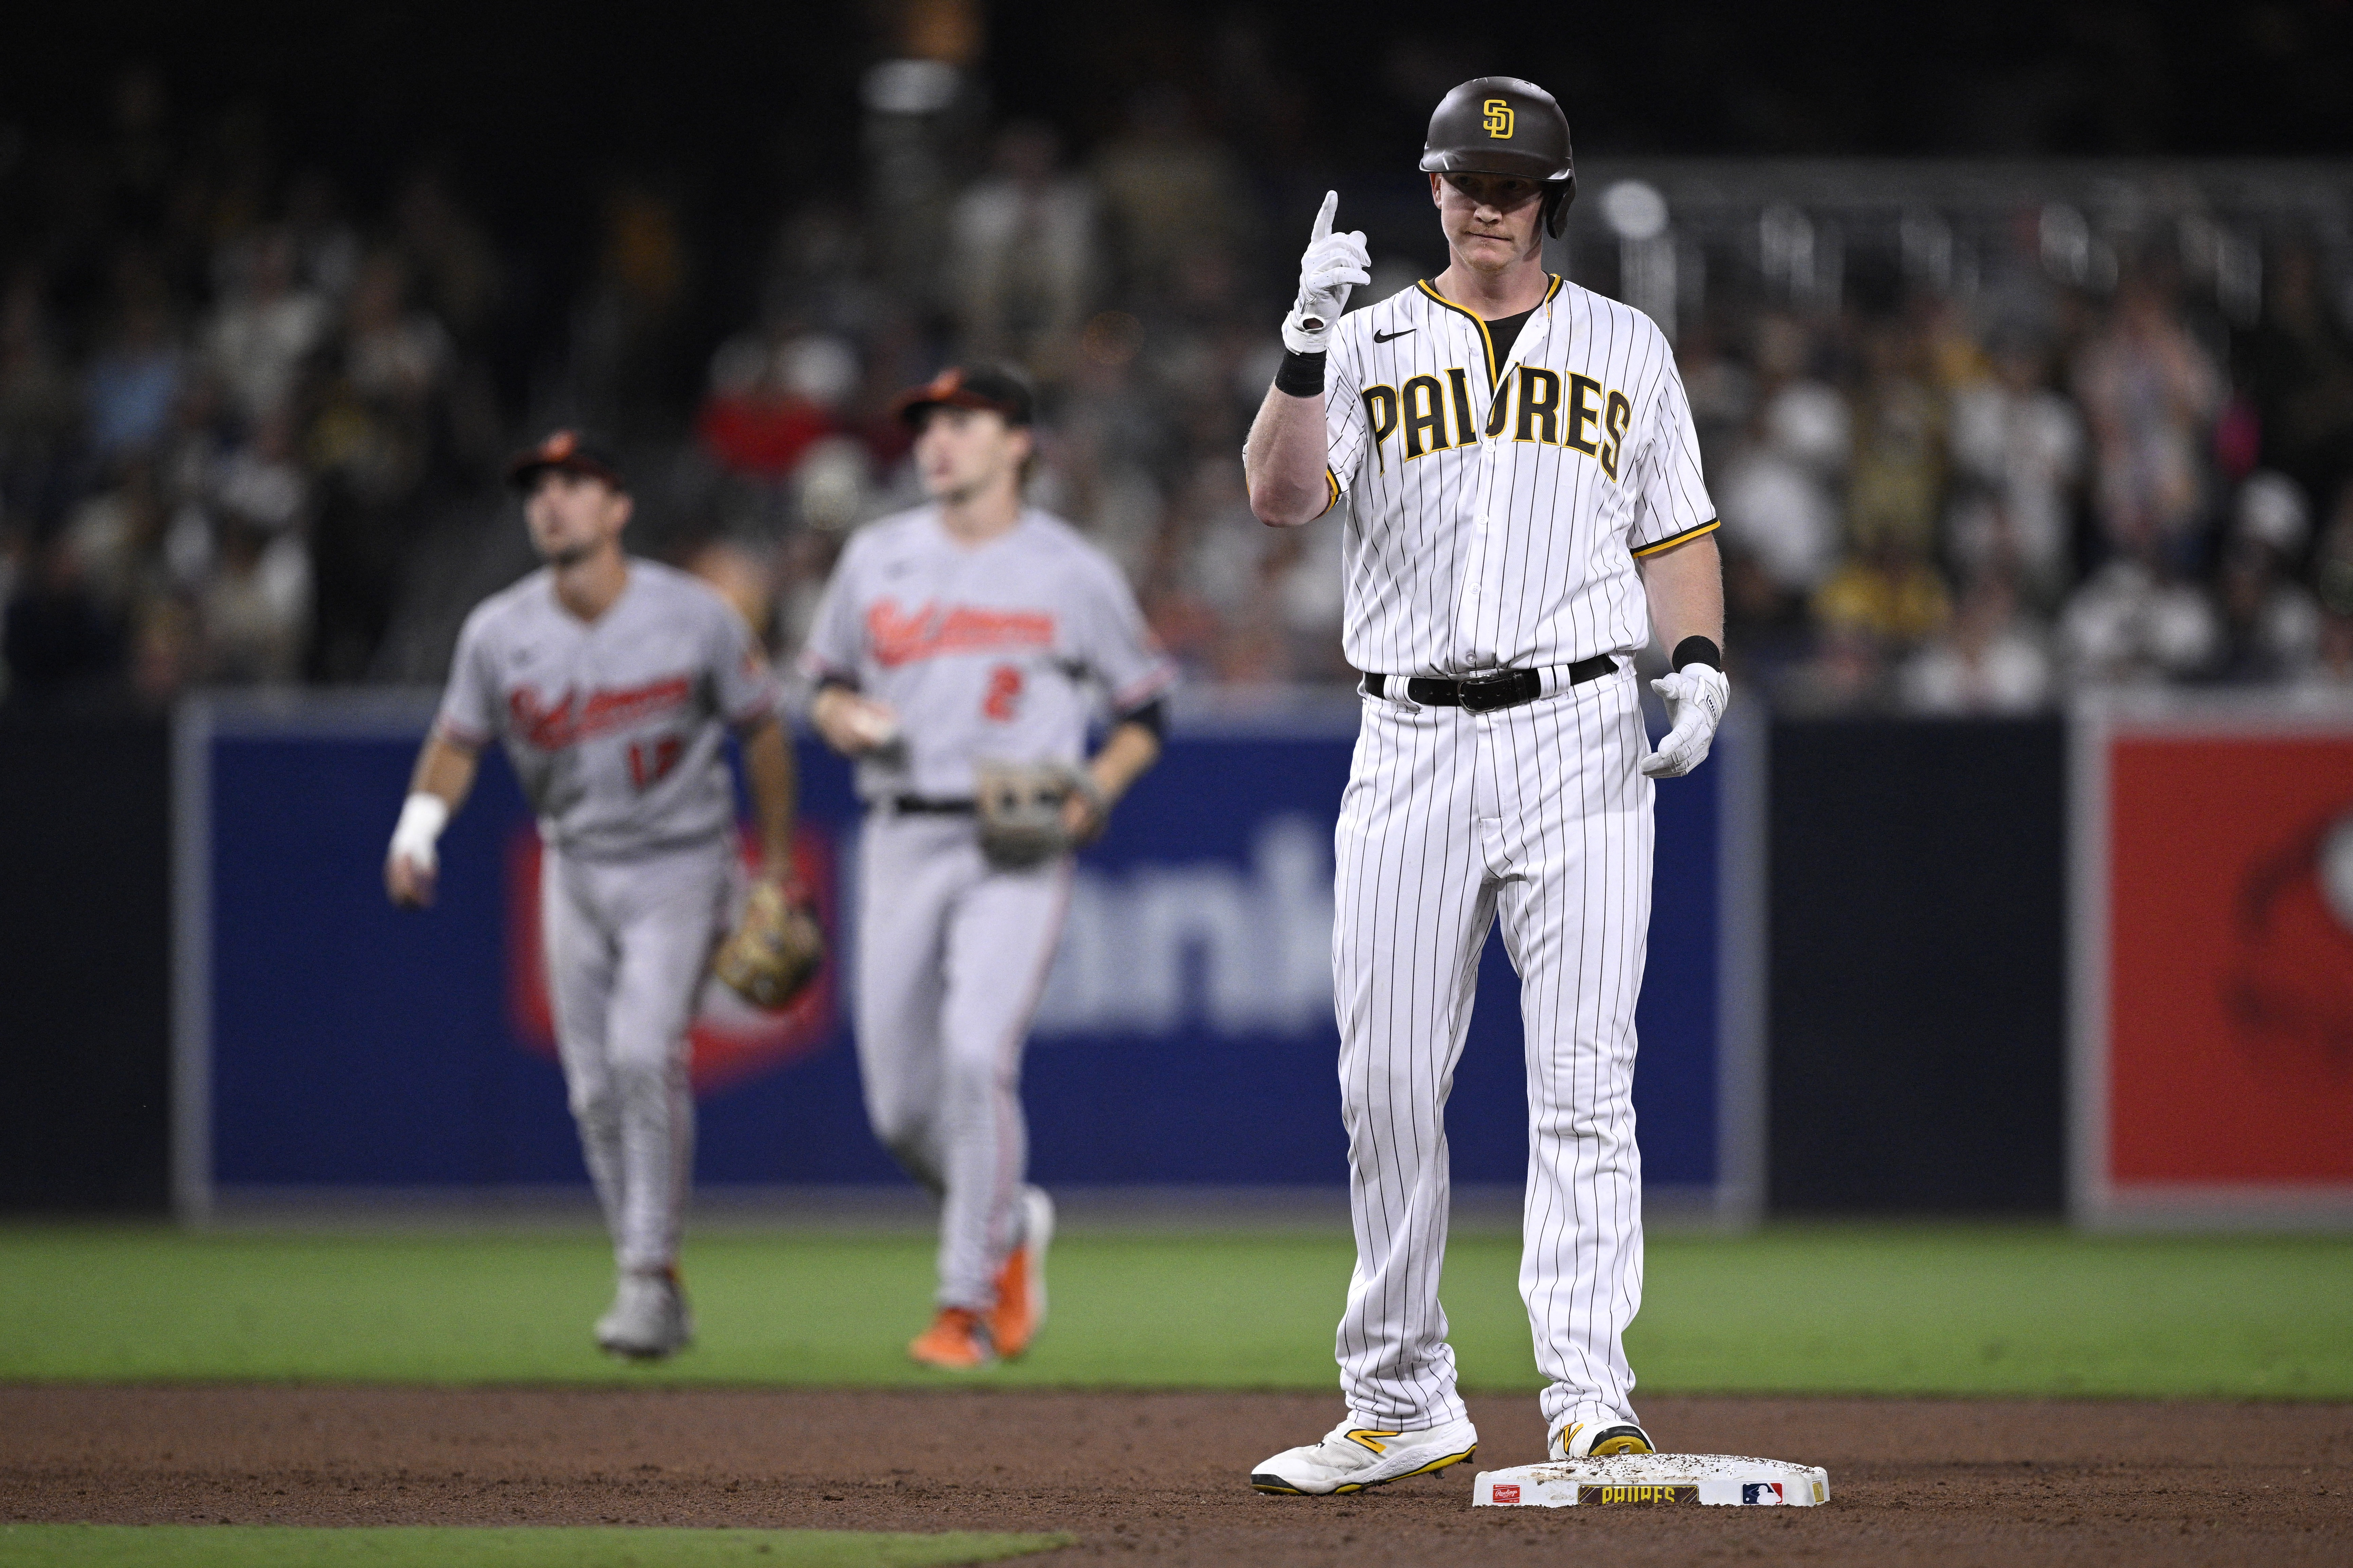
[798,368,1174,1369]
[385,430,800,1361]
[1242,79,1728,1493]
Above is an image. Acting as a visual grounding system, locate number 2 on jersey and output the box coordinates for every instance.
[628,734,684,790]
[982,664,1024,722]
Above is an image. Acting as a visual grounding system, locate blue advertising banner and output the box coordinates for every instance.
[175,692,1759,1218]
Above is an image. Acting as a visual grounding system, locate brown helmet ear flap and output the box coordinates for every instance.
[1544,178,1577,238]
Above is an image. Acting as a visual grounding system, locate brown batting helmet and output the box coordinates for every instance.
[1420,77,1577,237]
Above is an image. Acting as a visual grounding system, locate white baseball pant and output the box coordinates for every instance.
[1333,665,1652,1438]
[855,811,1070,1310]
[541,836,734,1274]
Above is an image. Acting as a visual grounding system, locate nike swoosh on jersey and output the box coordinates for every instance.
[1373,328,1415,343]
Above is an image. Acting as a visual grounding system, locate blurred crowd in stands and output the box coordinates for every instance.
[0,71,506,706]
[5,65,2352,715]
[1692,237,2353,711]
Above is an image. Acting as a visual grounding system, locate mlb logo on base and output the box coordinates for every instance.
[1742,1482,1785,1505]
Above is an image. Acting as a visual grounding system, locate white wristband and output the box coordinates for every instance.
[390,792,450,870]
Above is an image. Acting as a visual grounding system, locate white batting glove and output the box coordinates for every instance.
[1282,191,1371,355]
[1638,666,1730,779]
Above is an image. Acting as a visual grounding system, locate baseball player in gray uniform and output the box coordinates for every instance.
[1241,79,1729,1491]
[384,429,799,1361]
[798,367,1173,1369]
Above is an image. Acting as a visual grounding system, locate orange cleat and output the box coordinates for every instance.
[989,1187,1054,1360]
[908,1307,996,1369]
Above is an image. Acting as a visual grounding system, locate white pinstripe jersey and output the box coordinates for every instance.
[1321,275,1718,677]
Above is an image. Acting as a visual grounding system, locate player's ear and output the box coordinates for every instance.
[610,490,635,531]
[1429,172,1444,206]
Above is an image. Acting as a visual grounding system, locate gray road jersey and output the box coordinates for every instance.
[797,507,1174,801]
[1320,276,1719,677]
[438,559,778,858]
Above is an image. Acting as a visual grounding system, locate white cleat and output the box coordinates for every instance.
[1551,1415,1655,1459]
[1250,1414,1479,1495]
[596,1269,694,1361]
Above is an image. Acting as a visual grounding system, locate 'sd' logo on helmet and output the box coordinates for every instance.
[1483,98,1514,138]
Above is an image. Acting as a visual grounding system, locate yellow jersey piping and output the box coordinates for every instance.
[1415,274,1563,392]
[1631,517,1721,558]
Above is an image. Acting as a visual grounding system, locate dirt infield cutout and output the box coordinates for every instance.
[3,1386,2347,1567]
[0,1526,1071,1567]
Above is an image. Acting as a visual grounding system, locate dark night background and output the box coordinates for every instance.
[9,2,2352,373]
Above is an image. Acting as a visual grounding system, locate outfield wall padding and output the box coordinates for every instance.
[0,711,172,1212]
[1767,717,2067,1214]
[2,704,2108,1218]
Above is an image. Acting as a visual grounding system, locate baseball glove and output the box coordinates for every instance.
[712,879,825,1011]
[974,760,1097,870]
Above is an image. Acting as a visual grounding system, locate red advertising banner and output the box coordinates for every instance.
[2077,704,2353,1224]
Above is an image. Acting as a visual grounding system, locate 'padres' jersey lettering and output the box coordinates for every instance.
[438,559,777,857]
[1365,365,1637,475]
[800,507,1174,801]
[1323,276,1717,676]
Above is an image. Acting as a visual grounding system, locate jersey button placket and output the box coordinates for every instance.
[1467,366,1509,881]
[1477,393,1506,666]
[1456,396,1502,664]
[1455,498,1489,663]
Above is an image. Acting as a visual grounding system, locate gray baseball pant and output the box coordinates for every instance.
[541,835,734,1274]
[855,810,1070,1311]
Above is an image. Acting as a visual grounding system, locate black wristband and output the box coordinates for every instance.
[1670,636,1723,673]
[1274,349,1326,397]
[1114,697,1169,742]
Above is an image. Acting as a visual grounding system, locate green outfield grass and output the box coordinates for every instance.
[0,1526,1070,1566]
[0,1224,2346,1399]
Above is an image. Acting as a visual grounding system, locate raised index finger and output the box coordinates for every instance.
[1310,190,1337,245]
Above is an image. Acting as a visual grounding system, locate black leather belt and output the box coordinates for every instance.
[889,795,977,814]
[1362,654,1618,712]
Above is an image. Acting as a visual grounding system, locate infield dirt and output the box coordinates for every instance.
[3,1386,2346,1566]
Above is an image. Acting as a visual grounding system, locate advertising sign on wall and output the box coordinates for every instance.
[2071,696,2353,1227]
[175,691,1761,1223]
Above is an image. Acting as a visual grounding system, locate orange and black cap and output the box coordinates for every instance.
[505,428,628,493]
[890,365,1034,430]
